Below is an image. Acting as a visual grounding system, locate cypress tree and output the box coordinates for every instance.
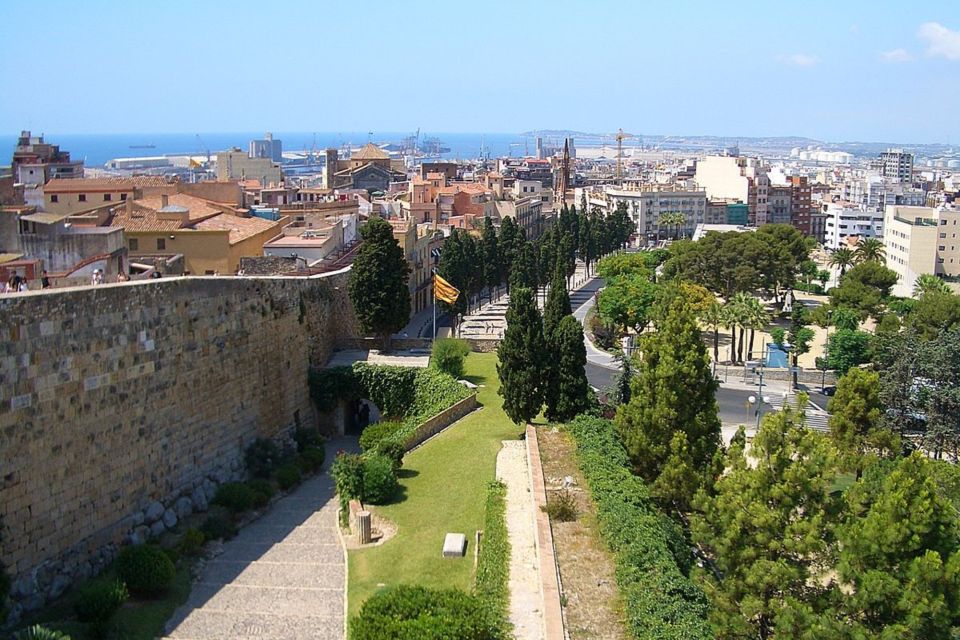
[543,262,572,343]
[559,232,576,285]
[481,216,500,300]
[545,315,591,421]
[348,217,411,350]
[497,287,545,424]
[509,241,538,292]
[436,229,468,316]
[499,216,519,287]
[615,288,721,482]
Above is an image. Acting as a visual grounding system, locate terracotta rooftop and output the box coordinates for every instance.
[136,193,228,218]
[45,177,134,192]
[192,213,279,244]
[351,143,390,161]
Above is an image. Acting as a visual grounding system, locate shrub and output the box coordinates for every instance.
[177,528,206,557]
[73,578,128,634]
[352,363,418,417]
[568,416,712,640]
[116,545,175,597]
[293,426,321,453]
[200,513,237,541]
[350,585,504,640]
[475,481,509,619]
[431,338,470,379]
[275,463,302,491]
[212,482,256,514]
[300,445,326,471]
[13,626,72,640]
[358,420,404,453]
[332,452,365,517]
[589,314,619,351]
[362,454,399,505]
[244,438,281,478]
[375,439,405,472]
[308,366,362,412]
[247,479,276,508]
[542,489,578,522]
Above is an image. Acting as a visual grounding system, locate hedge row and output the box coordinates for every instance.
[567,416,713,640]
[474,481,509,620]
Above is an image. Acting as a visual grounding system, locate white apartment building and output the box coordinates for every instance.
[843,176,925,213]
[823,202,884,249]
[578,184,706,242]
[885,205,960,297]
[694,155,769,224]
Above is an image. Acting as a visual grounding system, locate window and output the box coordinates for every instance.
[120,193,127,201]
[941,233,947,238]
[157,238,166,250]
[940,246,946,251]
[129,238,139,251]
[942,220,948,225]
[103,193,112,201]
[78,194,86,202]
[50,194,58,203]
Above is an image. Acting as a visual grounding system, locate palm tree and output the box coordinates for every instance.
[725,293,752,364]
[829,247,856,278]
[702,302,724,371]
[744,297,771,362]
[854,237,886,264]
[722,302,738,364]
[913,273,950,298]
[659,211,686,241]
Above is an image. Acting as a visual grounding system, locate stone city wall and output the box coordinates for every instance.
[403,393,479,451]
[0,271,357,610]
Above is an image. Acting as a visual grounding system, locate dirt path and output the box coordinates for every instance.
[496,440,545,640]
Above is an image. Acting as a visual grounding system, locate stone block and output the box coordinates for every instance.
[145,501,164,523]
[190,486,208,512]
[442,533,466,558]
[149,519,166,538]
[174,496,193,519]
[162,508,178,530]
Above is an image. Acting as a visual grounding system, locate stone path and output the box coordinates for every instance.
[163,440,351,640]
[497,440,545,640]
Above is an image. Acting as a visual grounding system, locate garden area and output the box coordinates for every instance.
[344,351,522,618]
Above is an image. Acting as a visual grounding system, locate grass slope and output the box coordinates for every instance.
[347,352,523,617]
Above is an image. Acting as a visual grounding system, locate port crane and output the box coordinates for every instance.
[195,134,211,165]
[615,128,634,179]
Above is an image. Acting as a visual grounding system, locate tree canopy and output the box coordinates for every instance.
[348,217,411,345]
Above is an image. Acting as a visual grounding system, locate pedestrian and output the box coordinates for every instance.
[18,278,28,292]
[41,270,51,289]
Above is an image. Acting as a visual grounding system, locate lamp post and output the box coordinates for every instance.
[748,394,771,429]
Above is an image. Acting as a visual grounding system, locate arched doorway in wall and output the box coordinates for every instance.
[345,398,382,436]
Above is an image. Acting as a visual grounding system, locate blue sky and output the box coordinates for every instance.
[1,0,959,143]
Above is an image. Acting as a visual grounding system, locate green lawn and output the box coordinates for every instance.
[347,351,523,617]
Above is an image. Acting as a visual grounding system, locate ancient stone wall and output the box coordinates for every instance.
[0,270,356,609]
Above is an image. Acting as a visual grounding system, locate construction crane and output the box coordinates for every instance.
[616,128,635,179]
[195,134,210,165]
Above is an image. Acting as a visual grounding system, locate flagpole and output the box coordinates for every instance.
[432,271,437,342]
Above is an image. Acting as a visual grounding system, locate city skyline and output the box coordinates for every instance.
[1,1,959,143]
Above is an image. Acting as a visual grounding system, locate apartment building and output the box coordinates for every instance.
[823,201,883,249]
[216,149,282,186]
[876,148,914,182]
[694,155,769,225]
[580,184,706,242]
[884,205,960,297]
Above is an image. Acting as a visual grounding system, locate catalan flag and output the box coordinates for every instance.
[433,273,460,305]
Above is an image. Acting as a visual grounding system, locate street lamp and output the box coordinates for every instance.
[747,394,771,429]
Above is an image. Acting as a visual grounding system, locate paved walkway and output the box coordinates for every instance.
[497,440,545,640]
[164,440,352,640]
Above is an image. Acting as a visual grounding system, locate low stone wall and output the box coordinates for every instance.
[403,393,479,451]
[463,338,499,353]
[336,337,432,352]
[715,364,838,387]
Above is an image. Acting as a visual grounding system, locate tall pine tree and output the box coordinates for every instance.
[509,241,538,292]
[543,262,572,343]
[545,315,591,422]
[436,229,468,316]
[348,217,411,350]
[497,287,546,424]
[615,288,720,481]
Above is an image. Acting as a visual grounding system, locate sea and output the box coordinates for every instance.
[0,132,534,168]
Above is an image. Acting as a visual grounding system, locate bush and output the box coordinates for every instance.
[362,455,399,505]
[375,439,405,472]
[247,479,276,508]
[300,445,326,472]
[212,482,256,514]
[177,528,206,557]
[358,420,404,453]
[542,489,578,522]
[13,626,72,640]
[116,545,175,597]
[245,438,282,478]
[568,416,712,640]
[350,584,505,640]
[431,338,470,379]
[293,426,321,453]
[589,314,619,351]
[73,578,128,634]
[200,513,237,541]
[475,481,509,619]
[275,463,302,491]
[332,452,365,518]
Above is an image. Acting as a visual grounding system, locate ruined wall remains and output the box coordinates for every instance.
[0,271,356,610]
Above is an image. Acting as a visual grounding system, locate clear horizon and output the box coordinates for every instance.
[2,0,959,144]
